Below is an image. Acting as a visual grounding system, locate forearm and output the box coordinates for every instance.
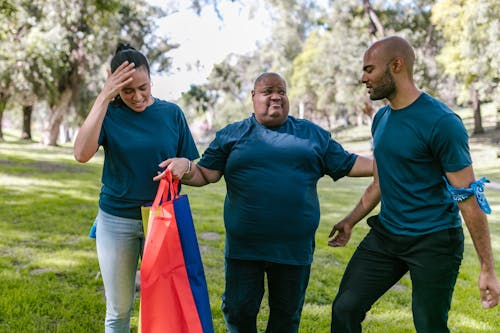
[181,164,209,186]
[460,199,496,272]
[343,181,380,226]
[181,163,222,187]
[74,94,109,163]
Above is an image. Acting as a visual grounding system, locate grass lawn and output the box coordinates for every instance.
[0,105,499,332]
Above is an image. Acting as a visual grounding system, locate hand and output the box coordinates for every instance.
[328,220,352,247]
[479,270,500,309]
[101,61,135,102]
[154,157,190,181]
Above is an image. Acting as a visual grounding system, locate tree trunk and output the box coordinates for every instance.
[21,104,33,140]
[363,0,385,38]
[0,98,6,141]
[299,101,305,119]
[322,109,332,131]
[42,88,73,146]
[496,107,500,129]
[471,87,484,134]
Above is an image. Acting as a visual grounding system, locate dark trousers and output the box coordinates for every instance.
[222,258,311,333]
[331,215,464,333]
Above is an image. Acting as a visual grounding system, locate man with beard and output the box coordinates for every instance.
[328,36,499,332]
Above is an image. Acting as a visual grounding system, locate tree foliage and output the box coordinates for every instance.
[2,0,498,139]
[0,0,177,144]
[431,0,499,133]
[193,0,453,131]
[290,0,369,128]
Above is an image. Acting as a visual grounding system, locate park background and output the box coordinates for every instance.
[0,0,499,332]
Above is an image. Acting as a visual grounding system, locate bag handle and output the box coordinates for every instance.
[151,170,180,209]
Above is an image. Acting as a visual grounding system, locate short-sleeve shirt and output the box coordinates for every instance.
[98,98,199,219]
[372,92,471,236]
[198,114,357,265]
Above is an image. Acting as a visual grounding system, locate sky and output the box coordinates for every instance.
[146,1,272,101]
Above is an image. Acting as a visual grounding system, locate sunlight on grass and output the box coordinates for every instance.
[35,257,81,269]
[33,250,95,268]
[0,174,98,201]
[1,229,39,242]
[0,141,104,165]
[1,120,499,332]
[303,303,331,314]
[0,269,23,280]
[451,313,498,332]
[364,309,414,332]
[299,303,331,332]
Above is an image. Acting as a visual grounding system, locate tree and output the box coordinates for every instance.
[289,0,371,128]
[432,0,500,134]
[0,0,177,145]
[183,54,258,129]
[363,0,385,38]
[182,84,213,114]
[36,0,176,146]
[0,0,19,140]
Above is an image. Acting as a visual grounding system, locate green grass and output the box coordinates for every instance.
[0,108,499,332]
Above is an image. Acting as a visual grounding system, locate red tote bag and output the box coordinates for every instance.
[140,172,207,333]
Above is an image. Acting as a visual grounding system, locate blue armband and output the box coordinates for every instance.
[443,176,491,214]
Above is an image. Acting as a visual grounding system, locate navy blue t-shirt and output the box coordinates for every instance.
[372,92,471,236]
[198,115,357,265]
[98,98,199,219]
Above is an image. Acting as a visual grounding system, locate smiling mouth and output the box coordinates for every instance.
[132,100,146,107]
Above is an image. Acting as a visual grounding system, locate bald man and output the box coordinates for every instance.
[328,36,499,332]
[158,72,373,333]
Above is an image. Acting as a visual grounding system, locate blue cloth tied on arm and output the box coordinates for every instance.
[443,176,491,214]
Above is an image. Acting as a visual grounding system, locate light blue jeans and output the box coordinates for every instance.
[95,208,144,333]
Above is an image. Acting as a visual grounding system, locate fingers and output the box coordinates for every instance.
[158,159,172,168]
[155,158,188,181]
[328,235,345,247]
[153,170,166,181]
[328,224,350,247]
[152,168,179,181]
[328,240,337,247]
[329,222,340,237]
[168,163,184,180]
[328,229,343,247]
[481,288,499,309]
[111,63,135,85]
[103,62,135,100]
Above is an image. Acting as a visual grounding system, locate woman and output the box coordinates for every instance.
[74,43,199,332]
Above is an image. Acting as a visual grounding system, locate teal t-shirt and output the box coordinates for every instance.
[98,98,199,219]
[372,92,471,236]
[198,115,357,265]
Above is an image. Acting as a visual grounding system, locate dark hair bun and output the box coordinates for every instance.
[115,42,136,54]
[110,42,149,76]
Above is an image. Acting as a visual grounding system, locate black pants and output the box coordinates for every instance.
[222,259,311,333]
[331,215,464,333]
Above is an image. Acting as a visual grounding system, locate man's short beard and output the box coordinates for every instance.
[370,66,396,101]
